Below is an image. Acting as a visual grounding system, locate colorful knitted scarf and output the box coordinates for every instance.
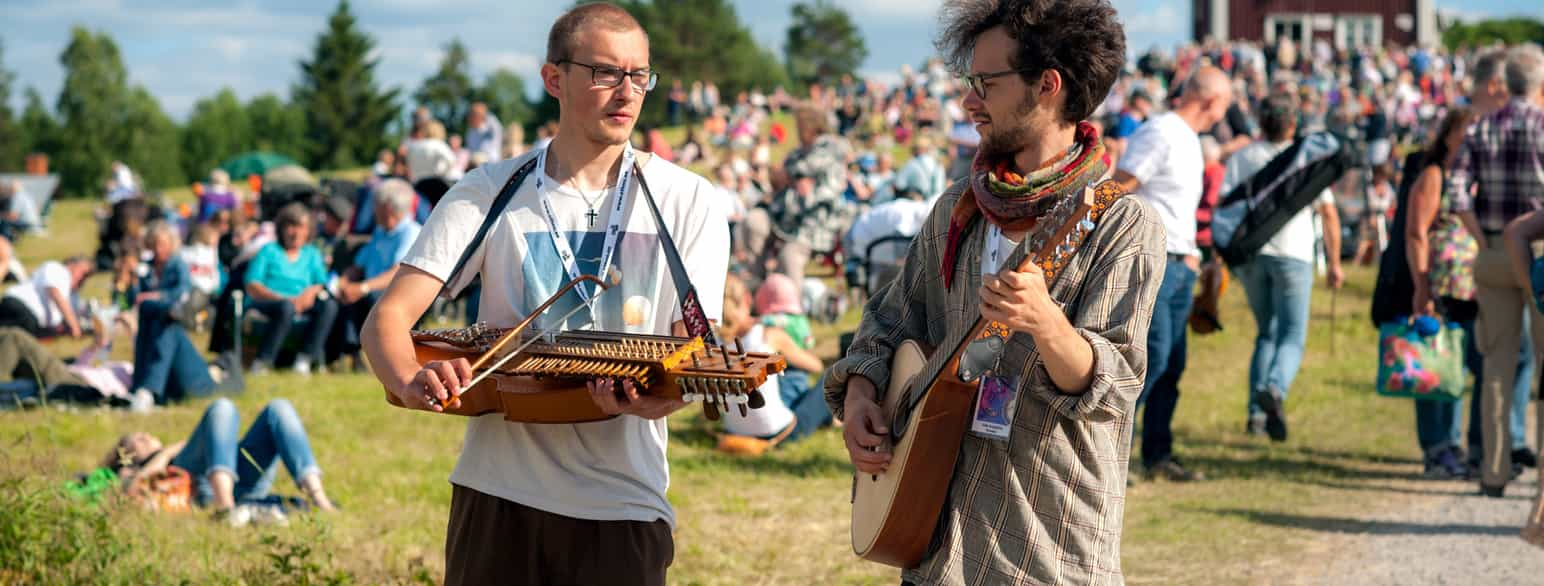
[942,121,1110,290]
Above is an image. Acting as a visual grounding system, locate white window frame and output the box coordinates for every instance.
[1335,14,1383,49]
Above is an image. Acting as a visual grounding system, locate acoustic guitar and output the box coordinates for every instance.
[850,181,1125,568]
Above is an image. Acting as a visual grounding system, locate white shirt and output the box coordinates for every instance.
[401,150,729,528]
[1222,140,1334,265]
[1118,111,1204,256]
[181,244,221,295]
[405,138,458,182]
[721,324,793,437]
[4,261,75,328]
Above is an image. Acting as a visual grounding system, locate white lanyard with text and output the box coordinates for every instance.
[981,223,1015,276]
[532,146,634,313]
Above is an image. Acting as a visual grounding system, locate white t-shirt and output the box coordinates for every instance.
[1222,140,1335,265]
[721,324,793,437]
[4,261,74,328]
[1118,111,1204,256]
[401,150,729,528]
[182,244,221,295]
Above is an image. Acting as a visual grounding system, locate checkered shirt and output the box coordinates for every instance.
[824,179,1165,585]
[1448,98,1544,233]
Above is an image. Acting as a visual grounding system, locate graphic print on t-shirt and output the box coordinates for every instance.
[522,229,662,334]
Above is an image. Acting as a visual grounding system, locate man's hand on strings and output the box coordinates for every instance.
[396,358,473,412]
[588,378,687,419]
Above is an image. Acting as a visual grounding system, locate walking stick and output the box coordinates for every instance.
[1330,284,1338,354]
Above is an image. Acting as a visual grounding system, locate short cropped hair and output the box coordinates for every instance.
[1258,92,1300,142]
[936,0,1126,123]
[1504,44,1544,98]
[546,2,645,65]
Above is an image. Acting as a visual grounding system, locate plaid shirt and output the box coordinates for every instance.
[825,180,1164,585]
[1449,98,1544,232]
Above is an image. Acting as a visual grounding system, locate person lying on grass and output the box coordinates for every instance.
[102,397,337,526]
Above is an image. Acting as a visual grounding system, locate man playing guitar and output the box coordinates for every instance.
[362,4,728,584]
[827,0,1163,582]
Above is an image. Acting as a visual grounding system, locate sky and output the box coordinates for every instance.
[3,0,1542,121]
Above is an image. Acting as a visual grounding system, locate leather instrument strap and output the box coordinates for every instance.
[439,152,719,346]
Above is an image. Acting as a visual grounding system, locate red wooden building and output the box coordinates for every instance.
[1193,0,1439,48]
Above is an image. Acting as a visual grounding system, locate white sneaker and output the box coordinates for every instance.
[249,504,289,526]
[292,356,312,376]
[218,505,252,528]
[129,388,155,414]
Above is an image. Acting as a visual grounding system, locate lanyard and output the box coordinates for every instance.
[981,223,1015,276]
[533,147,635,311]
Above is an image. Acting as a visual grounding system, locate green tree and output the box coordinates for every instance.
[54,27,130,197]
[293,0,400,170]
[608,0,787,128]
[1442,17,1544,50]
[18,88,59,160]
[473,68,535,131]
[118,87,183,189]
[415,38,475,137]
[181,88,251,182]
[0,39,22,171]
[783,0,867,89]
[246,93,307,161]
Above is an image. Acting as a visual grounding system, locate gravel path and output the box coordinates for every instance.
[1305,474,1544,585]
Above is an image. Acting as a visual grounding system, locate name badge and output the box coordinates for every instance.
[970,374,1018,441]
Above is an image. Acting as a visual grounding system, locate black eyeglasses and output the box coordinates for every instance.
[559,60,658,92]
[961,68,1038,99]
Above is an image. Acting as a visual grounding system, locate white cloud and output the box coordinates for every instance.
[835,0,941,20]
[1120,3,1184,36]
[474,51,541,75]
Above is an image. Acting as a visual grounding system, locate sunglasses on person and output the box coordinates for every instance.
[558,60,658,93]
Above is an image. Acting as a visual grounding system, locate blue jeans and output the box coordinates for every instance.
[775,370,832,443]
[1139,258,1195,467]
[131,305,218,404]
[249,297,339,364]
[171,398,322,507]
[1462,317,1533,453]
[1233,255,1314,417]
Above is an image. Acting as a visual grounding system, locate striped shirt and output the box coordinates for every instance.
[825,179,1165,585]
[1449,98,1544,233]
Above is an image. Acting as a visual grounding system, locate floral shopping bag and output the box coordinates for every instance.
[1376,317,1466,401]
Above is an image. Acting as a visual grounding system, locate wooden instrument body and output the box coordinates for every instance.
[848,181,1123,568]
[387,327,786,424]
[850,340,976,567]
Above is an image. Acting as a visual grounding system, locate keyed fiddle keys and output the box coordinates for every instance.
[674,338,769,419]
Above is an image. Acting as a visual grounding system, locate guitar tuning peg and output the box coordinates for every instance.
[703,401,720,421]
[737,403,749,417]
[734,337,745,356]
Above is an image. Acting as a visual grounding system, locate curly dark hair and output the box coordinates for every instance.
[936,0,1125,124]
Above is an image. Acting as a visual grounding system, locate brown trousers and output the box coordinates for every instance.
[445,484,674,586]
[1473,243,1544,488]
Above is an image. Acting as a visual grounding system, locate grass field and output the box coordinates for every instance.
[2,198,1421,584]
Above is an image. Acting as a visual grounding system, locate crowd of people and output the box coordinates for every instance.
[3,0,1543,559]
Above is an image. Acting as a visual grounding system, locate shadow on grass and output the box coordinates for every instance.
[669,419,855,477]
[1176,452,1424,483]
[1206,438,1423,466]
[1203,507,1520,537]
[1298,478,1535,500]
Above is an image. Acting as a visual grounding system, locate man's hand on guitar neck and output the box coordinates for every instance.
[843,376,892,474]
[979,262,1097,393]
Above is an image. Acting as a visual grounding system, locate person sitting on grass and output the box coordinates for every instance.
[243,203,338,376]
[128,221,243,411]
[717,275,828,453]
[102,397,337,527]
[752,273,830,428]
